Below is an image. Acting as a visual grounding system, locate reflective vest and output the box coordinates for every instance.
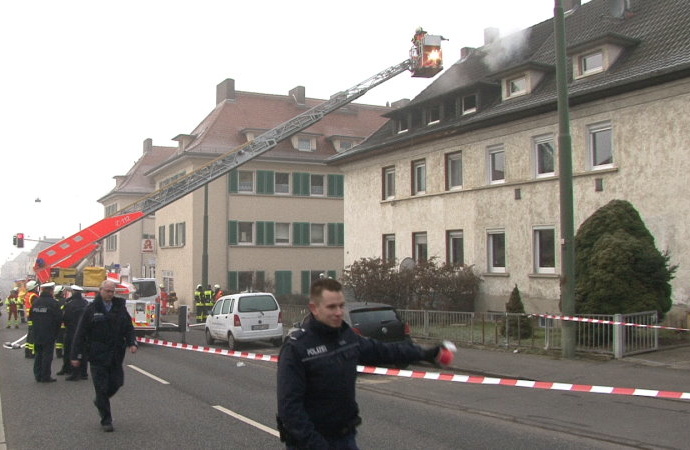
[24,292,38,318]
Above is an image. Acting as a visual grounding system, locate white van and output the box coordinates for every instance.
[205,292,283,349]
[131,278,160,303]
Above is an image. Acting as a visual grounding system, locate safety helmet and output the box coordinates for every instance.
[214,284,220,289]
[54,285,64,295]
[197,284,202,289]
[159,284,165,289]
[11,287,18,291]
[26,280,38,291]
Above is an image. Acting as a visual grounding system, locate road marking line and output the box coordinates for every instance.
[127,364,170,384]
[212,405,279,437]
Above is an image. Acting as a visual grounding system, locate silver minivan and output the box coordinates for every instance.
[205,292,283,349]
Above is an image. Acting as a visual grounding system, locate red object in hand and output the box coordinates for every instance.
[436,340,457,367]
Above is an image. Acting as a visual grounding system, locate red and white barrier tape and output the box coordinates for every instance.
[531,314,689,332]
[137,337,690,401]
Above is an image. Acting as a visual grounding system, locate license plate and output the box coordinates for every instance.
[251,324,269,330]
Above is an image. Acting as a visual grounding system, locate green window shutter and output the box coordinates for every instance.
[292,172,302,196]
[228,272,238,292]
[275,271,292,296]
[257,170,275,195]
[301,271,311,296]
[327,270,337,279]
[327,223,344,246]
[265,221,275,245]
[327,223,336,246]
[256,222,265,245]
[293,173,310,196]
[293,222,310,246]
[337,223,344,246]
[327,174,344,198]
[229,170,238,193]
[228,221,238,245]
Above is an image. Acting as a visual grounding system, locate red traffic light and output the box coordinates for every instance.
[16,233,24,248]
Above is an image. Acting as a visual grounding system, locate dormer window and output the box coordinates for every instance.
[580,50,604,75]
[338,140,353,151]
[462,94,477,115]
[397,116,409,134]
[569,33,639,80]
[426,104,441,125]
[291,134,318,152]
[506,75,527,98]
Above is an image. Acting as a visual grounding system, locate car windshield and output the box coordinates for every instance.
[238,295,277,312]
[349,308,398,326]
[133,280,157,298]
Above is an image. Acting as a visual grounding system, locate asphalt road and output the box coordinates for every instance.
[1,324,688,449]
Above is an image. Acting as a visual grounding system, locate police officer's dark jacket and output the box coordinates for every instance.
[277,314,434,448]
[63,292,88,343]
[30,292,61,344]
[71,295,137,367]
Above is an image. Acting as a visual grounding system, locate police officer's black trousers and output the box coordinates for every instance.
[33,341,55,381]
[91,363,124,425]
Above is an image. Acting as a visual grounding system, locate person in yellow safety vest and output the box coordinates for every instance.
[24,280,39,358]
[5,287,21,328]
[204,285,214,320]
[53,285,67,359]
[194,284,204,323]
[214,284,224,301]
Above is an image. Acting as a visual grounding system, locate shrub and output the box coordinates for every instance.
[499,284,533,339]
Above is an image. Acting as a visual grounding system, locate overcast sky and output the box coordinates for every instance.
[0,0,589,265]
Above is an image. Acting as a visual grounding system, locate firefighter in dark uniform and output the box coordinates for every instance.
[71,280,138,432]
[54,285,67,359]
[24,280,39,358]
[61,285,89,380]
[194,284,204,323]
[277,278,455,449]
[30,282,62,382]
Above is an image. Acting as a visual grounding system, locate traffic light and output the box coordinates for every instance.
[12,234,17,246]
[16,233,24,248]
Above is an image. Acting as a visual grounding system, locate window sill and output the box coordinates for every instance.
[483,271,509,277]
[529,273,559,279]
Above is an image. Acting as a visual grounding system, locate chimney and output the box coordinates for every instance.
[143,138,152,154]
[484,27,499,45]
[289,86,306,105]
[563,0,581,11]
[460,47,475,60]
[216,78,236,104]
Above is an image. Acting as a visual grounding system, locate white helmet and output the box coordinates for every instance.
[54,285,64,295]
[214,284,221,289]
[26,280,38,291]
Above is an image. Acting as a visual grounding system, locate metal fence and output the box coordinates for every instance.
[282,304,659,358]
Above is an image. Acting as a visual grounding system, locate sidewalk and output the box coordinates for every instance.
[450,344,690,395]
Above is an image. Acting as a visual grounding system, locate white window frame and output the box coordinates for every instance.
[487,230,506,273]
[462,94,477,115]
[487,145,505,184]
[275,222,290,245]
[413,232,428,263]
[275,172,290,195]
[105,234,117,252]
[446,151,463,190]
[238,222,253,245]
[506,75,527,98]
[533,226,556,274]
[310,174,325,196]
[297,137,314,152]
[383,166,396,200]
[238,170,254,193]
[448,230,464,265]
[413,160,426,195]
[579,50,604,76]
[588,122,613,170]
[397,116,409,134]
[310,223,325,246]
[534,134,555,178]
[383,234,396,263]
[426,104,441,125]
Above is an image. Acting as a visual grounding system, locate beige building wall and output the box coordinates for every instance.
[341,78,690,313]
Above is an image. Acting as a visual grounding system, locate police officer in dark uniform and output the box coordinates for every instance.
[71,280,138,432]
[30,282,62,382]
[61,285,89,381]
[277,278,455,449]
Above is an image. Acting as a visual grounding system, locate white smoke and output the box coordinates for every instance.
[482,28,532,72]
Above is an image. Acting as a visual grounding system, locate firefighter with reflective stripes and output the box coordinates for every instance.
[5,287,21,328]
[24,280,39,358]
[54,285,67,358]
[194,284,204,323]
[204,285,215,320]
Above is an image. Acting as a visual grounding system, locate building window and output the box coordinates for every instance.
[105,203,118,217]
[238,222,253,244]
[487,230,506,273]
[579,50,604,75]
[413,232,427,263]
[534,135,555,177]
[311,174,325,196]
[488,146,505,184]
[238,272,254,291]
[397,116,409,134]
[174,222,186,246]
[338,140,353,152]
[383,234,396,263]
[158,225,165,248]
[589,122,613,169]
[506,75,527,98]
[534,227,556,274]
[105,234,117,252]
[426,104,441,125]
[447,230,464,265]
[297,137,313,152]
[238,171,253,193]
[310,224,325,245]
[412,159,426,195]
[445,151,462,190]
[462,94,477,114]
[276,223,290,245]
[275,172,290,194]
[383,166,395,200]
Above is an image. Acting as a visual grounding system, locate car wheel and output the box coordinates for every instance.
[227,332,237,350]
[205,329,214,345]
[271,337,283,347]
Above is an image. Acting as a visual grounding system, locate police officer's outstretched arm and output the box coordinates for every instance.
[277,341,329,449]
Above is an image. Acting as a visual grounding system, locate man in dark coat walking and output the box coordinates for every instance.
[71,280,138,432]
[61,285,89,380]
[30,282,62,382]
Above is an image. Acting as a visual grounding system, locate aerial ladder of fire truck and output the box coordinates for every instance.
[33,31,445,284]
